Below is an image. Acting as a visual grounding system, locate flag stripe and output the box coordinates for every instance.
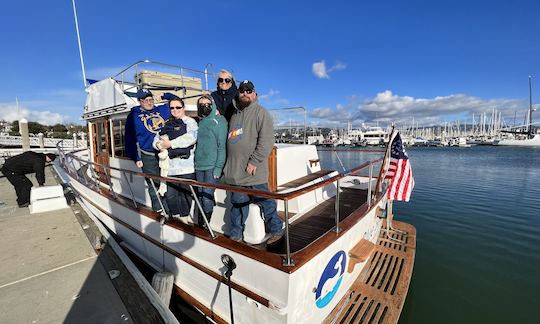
[384,132,414,202]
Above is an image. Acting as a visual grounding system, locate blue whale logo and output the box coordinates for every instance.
[315,250,347,308]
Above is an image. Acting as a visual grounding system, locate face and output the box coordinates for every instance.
[139,97,155,110]
[169,100,185,118]
[198,97,212,117]
[238,88,256,107]
[217,72,233,91]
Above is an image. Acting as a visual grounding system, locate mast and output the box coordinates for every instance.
[72,0,87,89]
[528,75,533,137]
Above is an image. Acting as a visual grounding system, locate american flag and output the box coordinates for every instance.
[384,132,415,202]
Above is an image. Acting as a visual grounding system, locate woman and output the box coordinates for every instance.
[211,69,237,121]
[153,97,198,218]
[194,94,228,227]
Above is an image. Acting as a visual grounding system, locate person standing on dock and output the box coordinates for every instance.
[223,80,283,244]
[211,69,237,121]
[0,151,56,207]
[125,89,171,212]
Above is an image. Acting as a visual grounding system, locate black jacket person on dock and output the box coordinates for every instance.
[0,151,56,207]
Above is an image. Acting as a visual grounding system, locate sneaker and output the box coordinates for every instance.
[267,233,284,245]
[229,236,242,242]
[18,202,30,208]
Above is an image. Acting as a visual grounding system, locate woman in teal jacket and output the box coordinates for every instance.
[194,94,228,227]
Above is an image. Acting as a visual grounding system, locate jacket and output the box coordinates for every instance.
[124,104,171,161]
[194,99,228,177]
[222,98,275,186]
[159,117,194,159]
[1,151,47,185]
[211,81,237,121]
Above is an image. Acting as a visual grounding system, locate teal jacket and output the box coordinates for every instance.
[194,100,228,177]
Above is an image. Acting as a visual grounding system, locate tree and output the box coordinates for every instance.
[52,123,68,133]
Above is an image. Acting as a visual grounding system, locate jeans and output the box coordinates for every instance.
[195,170,217,215]
[165,173,195,216]
[229,183,283,239]
[140,153,162,211]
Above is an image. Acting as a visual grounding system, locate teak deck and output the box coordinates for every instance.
[325,220,416,324]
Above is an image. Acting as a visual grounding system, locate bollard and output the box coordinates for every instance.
[38,133,44,148]
[19,118,30,151]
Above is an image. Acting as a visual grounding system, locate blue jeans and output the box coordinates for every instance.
[165,173,195,216]
[140,153,162,211]
[229,183,283,240]
[195,170,217,214]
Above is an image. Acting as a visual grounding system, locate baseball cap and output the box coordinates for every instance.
[136,89,153,100]
[238,80,255,92]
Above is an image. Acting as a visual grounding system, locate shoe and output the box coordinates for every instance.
[267,233,284,245]
[18,202,30,208]
[229,236,242,242]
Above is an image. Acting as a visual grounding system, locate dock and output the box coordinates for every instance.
[0,164,168,323]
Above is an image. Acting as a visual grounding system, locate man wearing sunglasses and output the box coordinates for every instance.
[211,69,237,121]
[125,89,171,212]
[223,80,284,245]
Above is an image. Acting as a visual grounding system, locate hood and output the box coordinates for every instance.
[200,95,218,120]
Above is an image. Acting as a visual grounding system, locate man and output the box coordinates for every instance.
[125,89,171,212]
[1,151,56,207]
[211,69,237,121]
[223,80,283,244]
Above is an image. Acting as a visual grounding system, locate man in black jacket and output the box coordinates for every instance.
[1,151,56,207]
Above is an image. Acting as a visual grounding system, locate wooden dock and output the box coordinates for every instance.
[325,220,416,324]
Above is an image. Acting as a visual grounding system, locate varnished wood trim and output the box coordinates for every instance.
[64,163,386,274]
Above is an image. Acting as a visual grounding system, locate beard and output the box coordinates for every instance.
[238,96,252,109]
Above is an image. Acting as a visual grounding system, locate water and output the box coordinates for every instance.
[319,146,540,324]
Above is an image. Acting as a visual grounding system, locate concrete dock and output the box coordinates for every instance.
[0,164,164,323]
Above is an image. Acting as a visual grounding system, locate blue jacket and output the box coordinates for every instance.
[194,100,228,177]
[125,104,171,161]
[159,117,194,159]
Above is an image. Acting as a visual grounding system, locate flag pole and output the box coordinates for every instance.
[71,0,87,89]
[374,124,396,197]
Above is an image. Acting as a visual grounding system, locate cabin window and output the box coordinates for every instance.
[112,119,127,158]
[97,122,108,153]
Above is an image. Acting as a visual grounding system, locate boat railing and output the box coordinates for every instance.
[111,59,212,94]
[57,142,383,266]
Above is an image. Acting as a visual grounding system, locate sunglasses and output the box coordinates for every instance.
[198,103,212,108]
[218,78,232,84]
[170,106,184,110]
[239,89,253,94]
[140,98,154,103]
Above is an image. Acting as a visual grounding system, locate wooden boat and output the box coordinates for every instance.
[56,60,416,323]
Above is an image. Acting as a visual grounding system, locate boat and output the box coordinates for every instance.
[495,76,540,147]
[361,126,389,146]
[56,60,416,323]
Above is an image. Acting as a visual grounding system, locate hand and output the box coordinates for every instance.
[160,138,172,149]
[246,162,257,175]
[136,160,143,168]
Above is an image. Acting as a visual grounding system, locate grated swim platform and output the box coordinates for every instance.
[326,220,416,324]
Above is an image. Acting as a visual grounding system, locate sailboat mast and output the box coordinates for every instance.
[528,75,533,136]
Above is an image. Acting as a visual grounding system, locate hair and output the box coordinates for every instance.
[45,153,57,161]
[169,97,185,108]
[197,94,213,106]
[217,69,234,81]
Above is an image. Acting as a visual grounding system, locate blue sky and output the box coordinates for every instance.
[1,0,540,128]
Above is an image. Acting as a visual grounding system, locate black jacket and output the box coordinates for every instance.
[211,81,238,121]
[1,151,47,185]
[159,118,194,159]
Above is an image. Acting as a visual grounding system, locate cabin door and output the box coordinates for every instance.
[91,119,111,183]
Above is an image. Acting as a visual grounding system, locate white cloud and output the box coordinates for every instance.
[259,89,289,106]
[0,103,66,125]
[312,60,347,79]
[306,90,533,127]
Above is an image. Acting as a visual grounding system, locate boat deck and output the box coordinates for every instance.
[325,220,416,324]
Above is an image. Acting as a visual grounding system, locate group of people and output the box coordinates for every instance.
[125,70,284,245]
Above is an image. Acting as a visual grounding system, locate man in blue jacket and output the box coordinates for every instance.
[124,89,171,212]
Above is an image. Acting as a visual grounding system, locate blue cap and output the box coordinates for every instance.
[136,89,153,100]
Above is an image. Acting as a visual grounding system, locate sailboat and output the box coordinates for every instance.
[56,60,416,323]
[495,76,540,147]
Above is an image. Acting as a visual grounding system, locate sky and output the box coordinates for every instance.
[1,0,540,128]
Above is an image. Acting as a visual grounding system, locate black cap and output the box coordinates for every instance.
[238,80,255,92]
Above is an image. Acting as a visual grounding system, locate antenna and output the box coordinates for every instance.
[71,0,87,89]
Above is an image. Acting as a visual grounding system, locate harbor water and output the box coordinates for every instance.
[319,146,540,323]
